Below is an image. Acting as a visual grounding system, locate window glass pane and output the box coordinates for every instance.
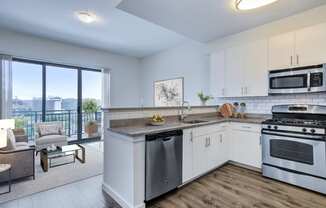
[46,66,78,140]
[12,61,42,140]
[82,70,102,140]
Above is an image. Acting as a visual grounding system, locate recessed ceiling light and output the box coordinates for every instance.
[235,0,279,11]
[75,11,98,24]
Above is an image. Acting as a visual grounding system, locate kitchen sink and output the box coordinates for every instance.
[182,119,209,124]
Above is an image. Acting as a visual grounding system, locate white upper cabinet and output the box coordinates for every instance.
[209,51,225,97]
[243,39,269,97]
[269,32,295,70]
[269,22,326,70]
[225,45,244,97]
[295,23,326,67]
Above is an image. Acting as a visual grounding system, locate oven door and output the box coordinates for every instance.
[262,130,326,178]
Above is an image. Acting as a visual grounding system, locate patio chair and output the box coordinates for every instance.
[35,122,68,152]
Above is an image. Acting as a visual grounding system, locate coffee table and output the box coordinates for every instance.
[40,144,85,172]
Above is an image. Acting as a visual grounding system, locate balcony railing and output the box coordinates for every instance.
[12,110,102,141]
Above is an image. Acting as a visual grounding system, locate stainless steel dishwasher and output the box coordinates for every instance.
[145,130,183,201]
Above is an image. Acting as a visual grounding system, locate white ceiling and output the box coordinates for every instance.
[1,0,326,58]
[0,0,188,58]
[118,0,326,42]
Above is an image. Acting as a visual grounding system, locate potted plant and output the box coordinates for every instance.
[197,91,213,106]
[83,99,100,138]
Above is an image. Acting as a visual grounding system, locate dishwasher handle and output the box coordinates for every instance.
[146,130,183,141]
[162,137,173,142]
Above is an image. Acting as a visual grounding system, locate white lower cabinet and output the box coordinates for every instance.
[193,134,210,176]
[183,124,230,183]
[229,124,262,168]
[182,129,194,183]
[215,130,229,166]
[182,122,262,184]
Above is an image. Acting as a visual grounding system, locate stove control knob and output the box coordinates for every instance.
[267,125,271,129]
[310,129,316,134]
[302,128,307,132]
[273,126,278,130]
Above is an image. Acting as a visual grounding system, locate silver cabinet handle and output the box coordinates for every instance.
[259,135,262,145]
[245,87,248,95]
[290,56,293,66]
[241,126,251,129]
[190,131,193,142]
[222,88,225,96]
[241,87,244,95]
[219,134,223,143]
[208,137,211,146]
[296,55,299,65]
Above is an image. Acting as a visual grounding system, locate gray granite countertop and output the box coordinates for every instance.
[107,115,269,137]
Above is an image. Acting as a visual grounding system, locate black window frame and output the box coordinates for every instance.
[12,57,102,144]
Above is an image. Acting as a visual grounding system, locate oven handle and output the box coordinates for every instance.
[262,129,326,142]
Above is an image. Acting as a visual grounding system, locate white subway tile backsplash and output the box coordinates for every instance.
[217,93,326,114]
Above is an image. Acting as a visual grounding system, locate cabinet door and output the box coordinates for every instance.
[192,135,208,177]
[295,23,326,66]
[206,133,219,171]
[209,51,225,97]
[231,130,262,168]
[216,131,229,166]
[243,39,269,97]
[269,32,295,70]
[225,45,244,97]
[182,129,194,183]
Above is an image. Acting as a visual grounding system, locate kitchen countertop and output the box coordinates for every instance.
[107,115,269,137]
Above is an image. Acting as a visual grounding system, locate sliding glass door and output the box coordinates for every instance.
[11,58,102,143]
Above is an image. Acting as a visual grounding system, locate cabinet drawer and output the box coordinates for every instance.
[192,123,228,137]
[230,123,261,132]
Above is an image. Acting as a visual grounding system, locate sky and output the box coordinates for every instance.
[12,61,102,100]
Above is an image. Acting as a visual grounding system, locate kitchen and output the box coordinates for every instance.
[0,1,326,208]
[102,2,326,208]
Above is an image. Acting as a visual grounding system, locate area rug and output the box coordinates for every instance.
[0,142,103,204]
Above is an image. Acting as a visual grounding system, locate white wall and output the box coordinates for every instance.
[0,28,141,107]
[139,41,210,106]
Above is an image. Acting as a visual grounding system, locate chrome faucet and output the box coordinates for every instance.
[179,101,191,121]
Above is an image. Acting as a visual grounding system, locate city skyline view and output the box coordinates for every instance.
[12,61,102,100]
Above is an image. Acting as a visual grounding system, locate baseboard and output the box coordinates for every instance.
[228,161,262,172]
[102,182,145,208]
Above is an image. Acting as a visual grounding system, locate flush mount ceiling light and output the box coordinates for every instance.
[76,11,98,23]
[235,0,279,11]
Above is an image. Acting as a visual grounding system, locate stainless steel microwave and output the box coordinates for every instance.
[269,64,326,94]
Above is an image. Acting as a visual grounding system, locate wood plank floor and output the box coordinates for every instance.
[1,164,325,208]
[148,164,326,208]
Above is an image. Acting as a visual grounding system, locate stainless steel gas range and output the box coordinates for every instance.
[262,104,326,194]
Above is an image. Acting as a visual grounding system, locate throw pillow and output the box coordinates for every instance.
[0,129,16,151]
[39,124,60,136]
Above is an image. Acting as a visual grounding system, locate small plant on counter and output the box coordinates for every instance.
[197,91,213,106]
